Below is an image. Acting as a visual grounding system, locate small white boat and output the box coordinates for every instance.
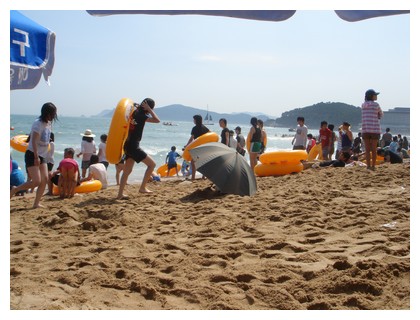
[204,105,214,125]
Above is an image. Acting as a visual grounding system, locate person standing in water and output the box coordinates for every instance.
[117,98,160,199]
[184,115,210,180]
[247,117,263,170]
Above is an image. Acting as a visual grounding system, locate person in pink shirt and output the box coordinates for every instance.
[361,89,383,170]
[51,148,80,198]
[306,133,316,153]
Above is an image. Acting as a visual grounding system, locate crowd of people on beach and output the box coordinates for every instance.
[10,89,409,208]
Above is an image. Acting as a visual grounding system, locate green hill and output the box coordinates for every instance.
[95,104,270,125]
[266,102,362,129]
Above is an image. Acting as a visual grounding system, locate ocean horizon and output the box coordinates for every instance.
[11,113,410,187]
[10,114,322,186]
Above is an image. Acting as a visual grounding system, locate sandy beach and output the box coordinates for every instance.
[10,162,410,310]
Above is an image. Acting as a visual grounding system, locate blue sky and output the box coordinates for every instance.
[9,9,410,117]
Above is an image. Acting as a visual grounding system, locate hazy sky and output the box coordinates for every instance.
[9,9,410,117]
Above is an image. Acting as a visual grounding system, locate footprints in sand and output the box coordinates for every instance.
[10,166,410,309]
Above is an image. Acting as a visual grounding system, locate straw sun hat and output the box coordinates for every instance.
[80,129,96,137]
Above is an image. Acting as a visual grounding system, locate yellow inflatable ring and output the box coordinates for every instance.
[246,135,251,152]
[259,150,307,164]
[254,162,304,177]
[262,131,268,148]
[106,98,135,164]
[52,180,102,196]
[362,155,384,166]
[183,132,219,161]
[307,143,323,161]
[157,163,182,177]
[10,134,29,152]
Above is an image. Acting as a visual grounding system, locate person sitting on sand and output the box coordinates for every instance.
[117,98,160,199]
[377,147,403,164]
[181,159,192,177]
[389,136,400,154]
[51,148,81,198]
[316,151,352,168]
[10,160,26,195]
[81,154,108,189]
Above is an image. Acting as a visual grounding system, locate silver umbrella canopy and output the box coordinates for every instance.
[189,142,257,196]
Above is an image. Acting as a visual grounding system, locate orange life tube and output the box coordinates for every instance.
[106,98,135,164]
[157,163,182,177]
[307,143,323,161]
[254,162,304,177]
[259,150,307,164]
[182,132,219,161]
[10,134,29,153]
[52,180,102,196]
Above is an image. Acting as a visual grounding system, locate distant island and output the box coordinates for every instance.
[94,102,409,131]
[266,102,362,129]
[95,104,272,125]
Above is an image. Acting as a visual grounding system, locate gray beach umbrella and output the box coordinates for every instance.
[189,142,257,196]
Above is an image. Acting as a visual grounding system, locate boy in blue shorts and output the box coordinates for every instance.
[165,146,181,177]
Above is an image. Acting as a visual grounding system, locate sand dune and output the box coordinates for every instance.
[10,162,410,310]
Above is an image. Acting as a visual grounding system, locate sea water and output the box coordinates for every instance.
[9,114,330,185]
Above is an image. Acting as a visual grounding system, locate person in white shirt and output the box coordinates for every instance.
[292,116,308,150]
[81,154,108,189]
[228,130,237,150]
[77,129,96,178]
[97,134,109,169]
[10,102,58,208]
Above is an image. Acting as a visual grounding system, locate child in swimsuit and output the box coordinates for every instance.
[54,148,80,198]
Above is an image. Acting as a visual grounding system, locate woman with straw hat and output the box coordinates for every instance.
[77,129,96,178]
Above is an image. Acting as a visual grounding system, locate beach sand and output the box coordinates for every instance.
[10,162,410,310]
